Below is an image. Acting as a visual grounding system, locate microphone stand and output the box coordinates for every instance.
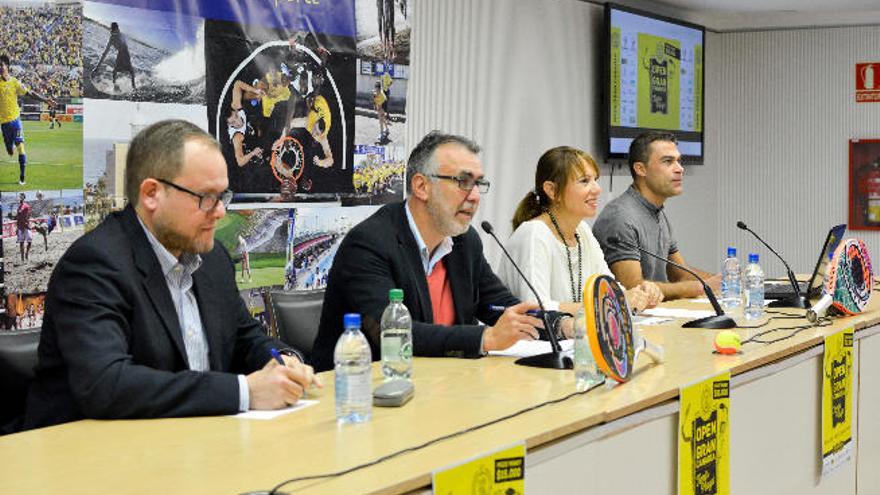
[609,236,735,329]
[481,221,571,370]
[736,221,808,309]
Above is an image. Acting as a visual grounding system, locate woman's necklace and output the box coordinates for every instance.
[546,210,582,302]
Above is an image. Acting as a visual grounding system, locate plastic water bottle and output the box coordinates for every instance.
[720,247,742,310]
[334,313,372,423]
[573,308,603,391]
[380,288,413,381]
[743,253,765,320]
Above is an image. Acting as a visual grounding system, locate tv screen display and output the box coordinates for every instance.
[605,3,705,162]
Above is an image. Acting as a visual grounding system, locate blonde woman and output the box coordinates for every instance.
[497,146,662,316]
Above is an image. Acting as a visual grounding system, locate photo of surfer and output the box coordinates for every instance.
[83,1,205,104]
[206,20,356,203]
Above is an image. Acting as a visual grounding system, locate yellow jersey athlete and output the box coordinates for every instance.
[306,93,333,168]
[0,55,54,186]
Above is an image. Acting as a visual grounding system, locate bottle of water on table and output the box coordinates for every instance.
[743,253,765,321]
[381,288,413,381]
[573,308,603,391]
[720,246,741,310]
[335,313,372,423]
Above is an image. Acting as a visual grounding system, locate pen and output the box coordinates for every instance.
[488,305,541,316]
[270,347,285,366]
[271,347,309,398]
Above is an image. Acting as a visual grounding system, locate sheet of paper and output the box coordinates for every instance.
[633,315,675,326]
[693,297,772,306]
[642,307,716,319]
[232,399,319,419]
[489,338,574,358]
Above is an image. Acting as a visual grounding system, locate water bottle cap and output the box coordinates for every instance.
[343,313,361,328]
[727,247,736,257]
[748,253,759,263]
[389,288,403,302]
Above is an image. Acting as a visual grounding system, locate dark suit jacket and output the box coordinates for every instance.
[24,206,286,429]
[311,201,519,372]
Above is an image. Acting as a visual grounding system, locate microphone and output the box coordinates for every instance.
[481,220,571,370]
[607,236,735,329]
[736,221,808,309]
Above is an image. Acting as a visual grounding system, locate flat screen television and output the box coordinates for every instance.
[604,3,705,163]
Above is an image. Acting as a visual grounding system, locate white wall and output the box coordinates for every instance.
[407,0,880,279]
[708,25,880,277]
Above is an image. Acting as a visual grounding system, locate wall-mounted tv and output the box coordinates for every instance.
[604,3,705,163]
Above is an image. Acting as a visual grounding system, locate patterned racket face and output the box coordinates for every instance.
[583,274,635,382]
[826,238,873,315]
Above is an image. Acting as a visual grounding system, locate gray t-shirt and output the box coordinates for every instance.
[592,186,678,282]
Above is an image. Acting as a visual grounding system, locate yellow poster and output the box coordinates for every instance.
[433,443,525,495]
[637,33,681,130]
[822,327,854,477]
[678,372,730,495]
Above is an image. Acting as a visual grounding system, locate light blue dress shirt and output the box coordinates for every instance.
[138,218,250,411]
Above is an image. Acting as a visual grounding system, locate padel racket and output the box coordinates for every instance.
[807,238,872,322]
[582,274,663,383]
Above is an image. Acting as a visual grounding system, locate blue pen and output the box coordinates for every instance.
[488,305,541,316]
[271,348,309,398]
[270,347,285,366]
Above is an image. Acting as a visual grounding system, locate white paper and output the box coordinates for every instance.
[693,297,773,306]
[641,307,716,319]
[232,399,318,419]
[489,338,574,358]
[633,315,675,326]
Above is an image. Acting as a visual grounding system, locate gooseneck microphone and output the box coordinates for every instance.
[481,221,571,370]
[608,236,735,329]
[736,221,808,309]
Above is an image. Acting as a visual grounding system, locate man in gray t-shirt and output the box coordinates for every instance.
[593,132,719,300]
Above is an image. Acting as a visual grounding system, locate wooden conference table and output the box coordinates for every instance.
[2,297,879,495]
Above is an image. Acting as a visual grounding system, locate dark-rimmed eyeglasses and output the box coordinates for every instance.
[428,174,490,194]
[155,178,233,211]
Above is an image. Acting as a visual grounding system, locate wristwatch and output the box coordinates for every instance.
[276,347,304,363]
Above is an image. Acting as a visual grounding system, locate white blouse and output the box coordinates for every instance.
[496,219,611,309]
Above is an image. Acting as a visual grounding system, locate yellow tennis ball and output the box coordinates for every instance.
[714,330,741,354]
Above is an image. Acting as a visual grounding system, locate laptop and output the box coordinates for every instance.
[764,224,847,300]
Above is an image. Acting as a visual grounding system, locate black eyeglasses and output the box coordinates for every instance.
[155,178,233,211]
[428,174,491,194]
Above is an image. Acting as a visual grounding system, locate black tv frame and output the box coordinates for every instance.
[603,2,706,164]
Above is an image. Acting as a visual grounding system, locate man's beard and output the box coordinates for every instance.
[426,195,474,238]
[153,215,214,255]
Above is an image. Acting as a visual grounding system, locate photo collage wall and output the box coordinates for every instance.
[0,0,412,332]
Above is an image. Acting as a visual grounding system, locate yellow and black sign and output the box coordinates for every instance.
[678,372,730,495]
[433,443,525,495]
[822,327,854,477]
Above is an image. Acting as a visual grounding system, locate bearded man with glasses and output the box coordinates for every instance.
[312,131,545,372]
[20,120,320,432]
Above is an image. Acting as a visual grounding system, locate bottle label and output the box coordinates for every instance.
[382,337,401,361]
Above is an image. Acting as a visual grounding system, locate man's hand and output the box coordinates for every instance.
[704,273,722,294]
[636,280,664,308]
[624,287,650,314]
[482,302,542,352]
[246,355,322,410]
